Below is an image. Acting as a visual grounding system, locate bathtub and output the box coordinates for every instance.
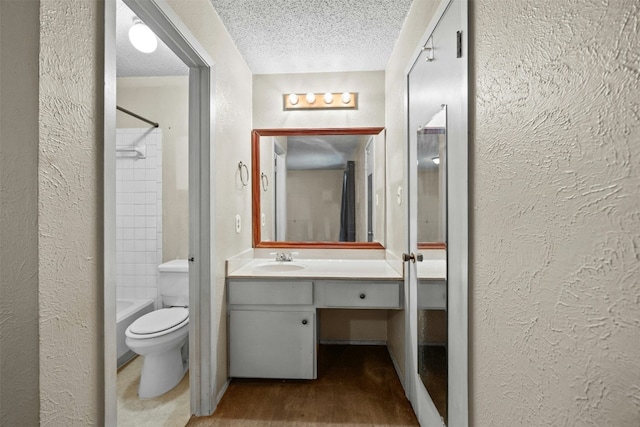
[117,298,154,368]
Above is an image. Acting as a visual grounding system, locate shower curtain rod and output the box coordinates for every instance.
[116,105,159,128]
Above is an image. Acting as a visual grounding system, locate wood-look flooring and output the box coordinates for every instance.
[187,345,419,427]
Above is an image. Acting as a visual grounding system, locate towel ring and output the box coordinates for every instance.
[238,161,249,187]
[260,172,269,191]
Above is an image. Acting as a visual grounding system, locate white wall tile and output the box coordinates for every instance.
[116,128,162,305]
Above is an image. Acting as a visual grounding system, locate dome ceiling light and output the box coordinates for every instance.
[129,18,158,53]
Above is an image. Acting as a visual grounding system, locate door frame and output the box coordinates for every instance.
[103,0,216,423]
[403,0,468,425]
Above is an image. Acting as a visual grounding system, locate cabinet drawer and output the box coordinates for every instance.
[418,280,446,309]
[228,280,313,305]
[314,281,401,309]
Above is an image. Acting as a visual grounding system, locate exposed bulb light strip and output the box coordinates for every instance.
[283,92,358,110]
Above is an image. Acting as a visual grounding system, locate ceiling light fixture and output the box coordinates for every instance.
[129,18,158,53]
[284,92,358,110]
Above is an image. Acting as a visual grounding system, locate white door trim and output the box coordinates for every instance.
[103,0,216,421]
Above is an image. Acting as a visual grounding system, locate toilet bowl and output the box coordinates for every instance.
[125,259,190,399]
[125,307,189,398]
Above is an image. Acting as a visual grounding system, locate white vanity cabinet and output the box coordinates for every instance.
[227,276,403,380]
[227,279,317,379]
[229,309,316,379]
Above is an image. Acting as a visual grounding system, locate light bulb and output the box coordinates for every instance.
[129,19,157,53]
[288,93,299,105]
[306,93,316,104]
[323,92,334,104]
[341,92,352,104]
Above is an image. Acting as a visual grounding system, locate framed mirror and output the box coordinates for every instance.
[417,106,447,250]
[252,128,386,249]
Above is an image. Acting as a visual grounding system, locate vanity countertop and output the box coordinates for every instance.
[417,259,447,280]
[227,258,403,280]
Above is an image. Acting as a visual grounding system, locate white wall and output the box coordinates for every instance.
[471,0,640,424]
[0,1,40,424]
[165,0,254,396]
[286,169,343,241]
[253,71,385,128]
[116,76,188,262]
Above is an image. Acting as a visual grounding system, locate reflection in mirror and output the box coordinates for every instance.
[417,105,448,423]
[252,128,385,248]
[417,105,447,245]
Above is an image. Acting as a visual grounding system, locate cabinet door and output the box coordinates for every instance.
[229,310,316,379]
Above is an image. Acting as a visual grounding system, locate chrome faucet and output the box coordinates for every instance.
[274,252,294,262]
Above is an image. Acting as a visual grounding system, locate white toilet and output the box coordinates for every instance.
[125,259,189,399]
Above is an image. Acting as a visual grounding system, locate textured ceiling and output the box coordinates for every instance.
[209,0,414,74]
[117,0,413,76]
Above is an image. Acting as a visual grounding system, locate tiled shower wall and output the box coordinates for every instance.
[116,128,162,305]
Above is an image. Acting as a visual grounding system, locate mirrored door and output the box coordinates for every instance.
[416,105,448,422]
[406,0,468,425]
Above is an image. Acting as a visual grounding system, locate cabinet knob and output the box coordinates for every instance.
[359,293,366,299]
[301,319,308,325]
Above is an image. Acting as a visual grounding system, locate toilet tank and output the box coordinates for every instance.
[158,259,189,307]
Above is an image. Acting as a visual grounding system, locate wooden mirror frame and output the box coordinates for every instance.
[252,128,386,249]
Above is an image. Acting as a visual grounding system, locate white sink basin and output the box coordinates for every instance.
[252,263,306,273]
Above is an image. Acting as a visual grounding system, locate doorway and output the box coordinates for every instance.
[104,1,215,424]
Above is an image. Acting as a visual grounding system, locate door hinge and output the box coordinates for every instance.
[456,31,462,58]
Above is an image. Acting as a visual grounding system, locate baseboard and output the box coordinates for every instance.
[216,378,231,405]
[117,350,136,370]
[319,340,387,346]
[387,346,405,390]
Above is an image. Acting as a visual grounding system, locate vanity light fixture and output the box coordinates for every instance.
[129,18,157,53]
[283,92,358,110]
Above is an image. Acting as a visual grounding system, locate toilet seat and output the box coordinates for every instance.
[126,307,189,339]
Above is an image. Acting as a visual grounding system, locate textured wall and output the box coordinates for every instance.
[472,0,640,425]
[0,1,40,425]
[166,0,254,398]
[39,0,103,424]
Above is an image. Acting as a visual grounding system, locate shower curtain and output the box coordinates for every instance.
[339,161,356,241]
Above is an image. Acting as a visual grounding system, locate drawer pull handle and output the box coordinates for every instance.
[301,319,308,325]
[359,293,366,299]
